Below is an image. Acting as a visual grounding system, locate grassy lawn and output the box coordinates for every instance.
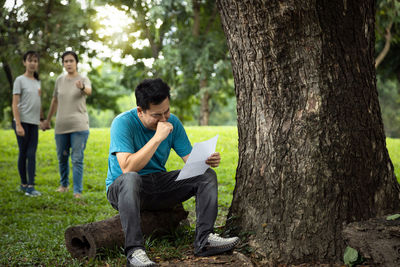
[387,138,400,184]
[0,127,398,266]
[0,127,238,266]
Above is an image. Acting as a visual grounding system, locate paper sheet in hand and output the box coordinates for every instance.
[175,135,218,181]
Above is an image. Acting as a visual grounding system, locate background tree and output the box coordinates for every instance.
[217,0,400,265]
[0,0,129,127]
[86,62,129,127]
[100,0,235,125]
[155,0,234,125]
[96,0,189,117]
[0,0,95,124]
[375,0,399,68]
[375,0,400,137]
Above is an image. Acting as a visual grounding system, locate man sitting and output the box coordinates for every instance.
[106,78,239,267]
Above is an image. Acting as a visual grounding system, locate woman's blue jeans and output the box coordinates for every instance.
[55,130,89,194]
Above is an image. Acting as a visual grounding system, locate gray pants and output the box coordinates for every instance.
[107,168,218,256]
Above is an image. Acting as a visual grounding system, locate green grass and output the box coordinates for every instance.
[387,138,400,183]
[0,128,399,266]
[0,127,238,266]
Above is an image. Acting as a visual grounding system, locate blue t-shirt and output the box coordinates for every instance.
[106,108,192,191]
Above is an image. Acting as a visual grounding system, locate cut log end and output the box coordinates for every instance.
[65,227,97,259]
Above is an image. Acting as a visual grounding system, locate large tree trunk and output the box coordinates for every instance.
[217,0,400,265]
[2,61,14,124]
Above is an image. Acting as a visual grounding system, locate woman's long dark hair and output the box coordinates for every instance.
[23,51,40,81]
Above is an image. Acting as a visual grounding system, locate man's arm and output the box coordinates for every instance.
[182,154,190,163]
[117,121,173,173]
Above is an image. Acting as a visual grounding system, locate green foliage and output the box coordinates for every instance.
[376,0,400,43]
[0,0,96,121]
[377,77,400,137]
[154,0,235,124]
[375,0,400,70]
[386,213,400,220]
[208,96,237,126]
[87,61,129,114]
[1,0,398,134]
[0,126,238,265]
[97,0,235,124]
[375,0,400,136]
[343,246,364,267]
[87,107,115,128]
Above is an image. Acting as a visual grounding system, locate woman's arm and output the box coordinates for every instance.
[75,79,92,96]
[12,94,24,136]
[43,96,58,129]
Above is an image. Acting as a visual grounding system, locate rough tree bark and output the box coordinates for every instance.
[2,61,14,124]
[342,215,400,267]
[217,0,400,265]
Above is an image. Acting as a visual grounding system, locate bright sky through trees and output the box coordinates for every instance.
[3,0,152,68]
[91,4,154,68]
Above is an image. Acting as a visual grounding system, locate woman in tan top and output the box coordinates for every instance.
[44,51,92,198]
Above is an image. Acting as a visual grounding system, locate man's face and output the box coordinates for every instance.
[138,98,171,130]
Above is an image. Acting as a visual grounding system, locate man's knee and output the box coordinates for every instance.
[203,168,217,184]
[108,172,142,209]
[206,168,216,177]
[120,172,142,191]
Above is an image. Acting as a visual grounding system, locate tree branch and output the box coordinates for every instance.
[192,0,200,37]
[203,4,218,36]
[375,21,393,69]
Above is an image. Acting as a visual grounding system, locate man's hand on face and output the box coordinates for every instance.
[154,121,173,142]
[206,152,221,168]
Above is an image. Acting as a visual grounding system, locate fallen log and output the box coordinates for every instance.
[65,204,188,259]
[342,214,400,267]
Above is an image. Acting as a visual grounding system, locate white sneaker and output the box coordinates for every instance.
[127,249,157,267]
[195,233,240,256]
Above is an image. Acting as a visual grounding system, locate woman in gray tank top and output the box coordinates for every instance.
[12,51,45,196]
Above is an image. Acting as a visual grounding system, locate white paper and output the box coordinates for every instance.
[175,135,219,181]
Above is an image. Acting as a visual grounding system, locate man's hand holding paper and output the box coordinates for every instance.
[206,152,220,167]
[176,135,219,181]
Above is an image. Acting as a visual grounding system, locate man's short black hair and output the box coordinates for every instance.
[135,78,171,110]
